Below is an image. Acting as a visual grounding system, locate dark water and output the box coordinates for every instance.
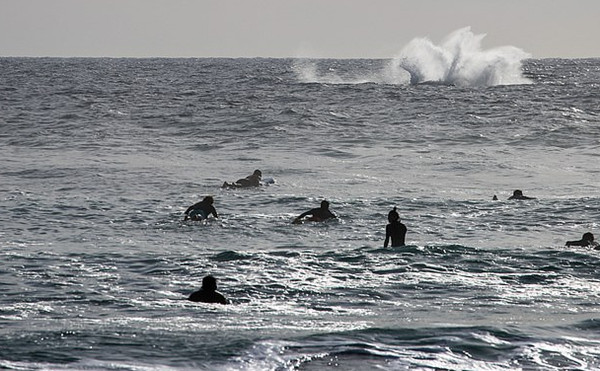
[1,53,600,370]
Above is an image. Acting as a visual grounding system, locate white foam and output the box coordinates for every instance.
[294,27,532,87]
[389,27,532,86]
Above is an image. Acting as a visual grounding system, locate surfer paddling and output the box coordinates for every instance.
[508,189,536,200]
[566,232,598,248]
[293,200,337,224]
[222,169,262,188]
[184,196,218,221]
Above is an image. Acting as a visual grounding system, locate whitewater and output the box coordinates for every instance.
[294,27,531,86]
[1,28,600,370]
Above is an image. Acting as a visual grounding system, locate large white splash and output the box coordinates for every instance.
[294,27,532,87]
[389,27,531,86]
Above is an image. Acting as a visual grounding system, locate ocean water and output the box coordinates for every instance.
[1,31,600,370]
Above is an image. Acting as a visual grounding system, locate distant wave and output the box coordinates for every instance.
[294,27,532,87]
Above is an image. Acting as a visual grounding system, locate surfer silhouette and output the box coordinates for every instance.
[188,275,228,304]
[293,200,336,224]
[222,169,262,188]
[184,196,218,221]
[566,232,597,248]
[384,207,407,247]
[508,190,535,200]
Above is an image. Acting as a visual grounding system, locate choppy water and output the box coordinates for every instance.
[1,40,600,370]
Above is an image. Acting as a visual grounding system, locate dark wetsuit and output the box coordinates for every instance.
[384,221,407,247]
[224,172,262,188]
[566,233,596,248]
[508,195,535,200]
[508,190,535,200]
[298,207,336,222]
[235,174,261,187]
[566,239,594,247]
[188,288,228,304]
[184,202,218,221]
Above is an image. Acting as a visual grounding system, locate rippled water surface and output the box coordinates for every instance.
[1,56,600,370]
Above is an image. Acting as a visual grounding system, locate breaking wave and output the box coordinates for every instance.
[294,27,532,87]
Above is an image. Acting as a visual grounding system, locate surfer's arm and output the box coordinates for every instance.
[183,204,197,220]
[185,202,200,215]
[566,240,584,247]
[384,225,390,247]
[297,210,312,219]
[292,210,311,224]
[217,292,228,305]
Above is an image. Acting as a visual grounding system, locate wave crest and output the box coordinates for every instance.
[294,27,532,87]
[389,27,532,86]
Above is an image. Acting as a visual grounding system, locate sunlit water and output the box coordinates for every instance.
[1,30,600,370]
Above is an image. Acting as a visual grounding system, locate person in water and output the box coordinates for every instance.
[508,189,536,200]
[222,169,262,188]
[188,275,228,304]
[293,200,337,224]
[566,232,597,248]
[384,207,407,247]
[184,196,219,221]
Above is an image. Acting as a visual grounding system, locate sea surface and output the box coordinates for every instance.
[1,33,600,370]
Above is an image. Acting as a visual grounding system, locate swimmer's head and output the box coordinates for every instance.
[203,196,214,204]
[253,169,262,177]
[583,232,594,243]
[388,207,400,222]
[202,275,217,291]
[512,190,523,197]
[320,200,330,209]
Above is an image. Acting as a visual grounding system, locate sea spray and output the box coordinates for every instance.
[292,59,379,85]
[294,27,532,87]
[389,27,532,86]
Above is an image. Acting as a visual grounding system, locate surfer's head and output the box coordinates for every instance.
[388,207,400,223]
[583,232,594,243]
[512,190,523,198]
[202,275,218,291]
[203,196,214,205]
[253,169,262,178]
[320,200,330,209]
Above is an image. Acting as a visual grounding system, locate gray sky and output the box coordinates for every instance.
[1,0,598,58]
